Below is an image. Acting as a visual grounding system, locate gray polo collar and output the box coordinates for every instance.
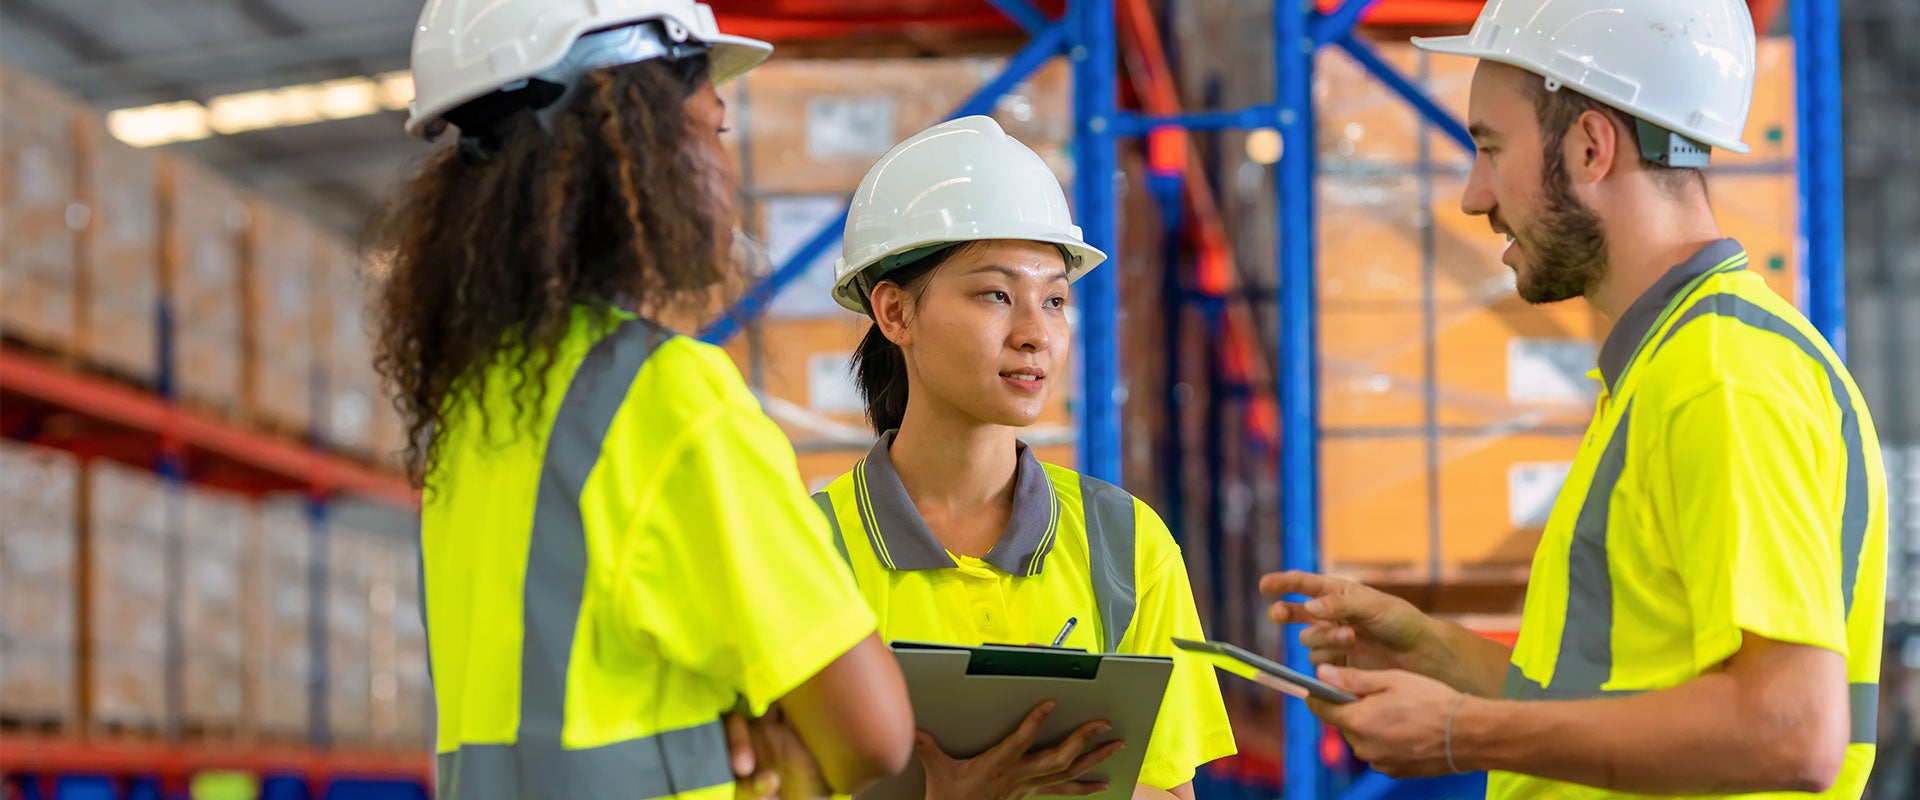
[1595,238,1749,392]
[850,431,1061,576]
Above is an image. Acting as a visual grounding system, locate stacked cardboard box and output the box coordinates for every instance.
[370,540,430,750]
[85,460,175,733]
[720,56,1076,470]
[0,67,83,352]
[1306,40,1800,581]
[76,115,162,383]
[326,525,375,746]
[245,203,320,435]
[246,503,311,741]
[0,442,80,724]
[162,157,249,416]
[180,487,248,734]
[317,236,378,459]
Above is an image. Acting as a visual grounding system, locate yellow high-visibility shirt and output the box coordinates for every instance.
[422,306,878,800]
[1493,240,1886,799]
[815,433,1238,790]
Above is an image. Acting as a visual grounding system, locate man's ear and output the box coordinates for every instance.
[1569,108,1622,184]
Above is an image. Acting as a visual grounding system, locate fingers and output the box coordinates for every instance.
[1259,569,1339,598]
[1054,739,1124,779]
[912,731,947,765]
[994,700,1056,757]
[724,713,755,778]
[1298,622,1354,649]
[1267,600,1314,625]
[1318,664,1393,695]
[1031,721,1115,775]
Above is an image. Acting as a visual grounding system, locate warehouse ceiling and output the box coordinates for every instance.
[0,0,1782,239]
[0,0,1060,238]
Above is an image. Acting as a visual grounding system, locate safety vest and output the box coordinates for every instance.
[422,307,878,800]
[1492,239,1887,799]
[811,432,1239,790]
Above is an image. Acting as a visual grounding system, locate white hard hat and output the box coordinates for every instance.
[406,0,771,139]
[831,116,1107,315]
[1412,0,1757,156]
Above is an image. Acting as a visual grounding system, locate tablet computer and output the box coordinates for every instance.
[1172,637,1358,704]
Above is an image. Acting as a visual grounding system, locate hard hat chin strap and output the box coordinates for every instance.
[443,20,710,162]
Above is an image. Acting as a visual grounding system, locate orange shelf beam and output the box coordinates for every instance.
[0,737,432,784]
[0,347,416,507]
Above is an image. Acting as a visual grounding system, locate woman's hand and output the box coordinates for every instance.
[918,701,1125,800]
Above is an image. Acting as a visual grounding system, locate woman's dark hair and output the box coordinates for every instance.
[369,54,733,488]
[848,242,983,434]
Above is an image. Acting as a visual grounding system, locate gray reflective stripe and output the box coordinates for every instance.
[1079,476,1136,653]
[1654,293,1871,618]
[437,721,732,800]
[437,319,731,799]
[1553,402,1634,693]
[1505,665,1880,745]
[1851,682,1879,745]
[813,491,851,565]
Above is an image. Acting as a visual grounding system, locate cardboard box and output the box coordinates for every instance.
[739,57,1071,196]
[161,157,248,414]
[180,487,248,731]
[77,116,161,383]
[327,526,375,745]
[1709,172,1799,305]
[1321,433,1583,579]
[0,442,80,723]
[317,238,377,455]
[0,67,83,351]
[245,203,319,434]
[1316,46,1474,170]
[85,460,175,732]
[246,503,310,740]
[370,539,430,750]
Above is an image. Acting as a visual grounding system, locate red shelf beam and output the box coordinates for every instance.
[0,737,432,785]
[0,348,416,507]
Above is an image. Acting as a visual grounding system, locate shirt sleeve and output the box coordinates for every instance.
[1120,503,1238,790]
[1658,383,1848,672]
[621,402,879,715]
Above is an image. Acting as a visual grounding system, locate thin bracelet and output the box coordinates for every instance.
[1444,692,1469,775]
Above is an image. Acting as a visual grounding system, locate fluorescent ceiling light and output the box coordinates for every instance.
[108,70,414,148]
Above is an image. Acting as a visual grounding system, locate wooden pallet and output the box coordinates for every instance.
[180,719,247,746]
[0,712,77,739]
[88,717,167,742]
[2,332,156,394]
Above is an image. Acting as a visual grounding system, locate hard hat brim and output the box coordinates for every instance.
[706,35,773,85]
[405,31,772,138]
[830,235,1109,315]
[1408,35,1753,155]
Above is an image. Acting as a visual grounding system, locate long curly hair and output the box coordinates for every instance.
[369,55,734,488]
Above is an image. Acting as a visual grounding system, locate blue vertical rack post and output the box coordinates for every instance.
[1794,0,1845,355]
[1273,0,1323,795]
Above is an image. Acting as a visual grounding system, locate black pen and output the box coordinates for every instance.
[1050,617,1078,647]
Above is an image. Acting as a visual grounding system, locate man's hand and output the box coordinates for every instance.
[1306,666,1466,779]
[1260,571,1435,671]
[918,701,1125,800]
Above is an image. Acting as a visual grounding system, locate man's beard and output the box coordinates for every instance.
[1514,149,1610,305]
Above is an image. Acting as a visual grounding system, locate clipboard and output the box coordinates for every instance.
[856,640,1174,800]
[1171,637,1357,704]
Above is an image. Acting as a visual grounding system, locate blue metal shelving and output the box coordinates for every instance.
[702,1,1848,796]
